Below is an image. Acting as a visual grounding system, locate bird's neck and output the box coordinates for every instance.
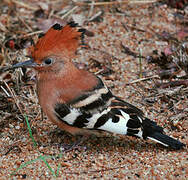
[36,63,99,104]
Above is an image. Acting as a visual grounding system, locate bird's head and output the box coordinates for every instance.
[12,22,86,73]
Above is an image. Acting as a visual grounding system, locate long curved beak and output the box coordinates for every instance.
[12,59,37,69]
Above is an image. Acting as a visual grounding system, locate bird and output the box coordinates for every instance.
[11,22,185,150]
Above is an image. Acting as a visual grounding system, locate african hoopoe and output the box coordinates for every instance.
[12,22,185,149]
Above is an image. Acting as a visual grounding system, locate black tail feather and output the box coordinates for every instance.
[148,132,185,150]
[142,118,164,139]
[142,118,185,150]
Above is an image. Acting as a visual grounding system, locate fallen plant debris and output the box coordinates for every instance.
[160,0,188,9]
[156,80,188,88]
[147,40,188,87]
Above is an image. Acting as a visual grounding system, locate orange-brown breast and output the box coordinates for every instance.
[35,63,99,135]
[36,63,98,113]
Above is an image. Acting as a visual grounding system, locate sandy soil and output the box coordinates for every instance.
[0,0,187,179]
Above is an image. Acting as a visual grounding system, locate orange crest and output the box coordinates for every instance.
[30,22,86,63]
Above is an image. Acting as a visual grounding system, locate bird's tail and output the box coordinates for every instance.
[147,132,185,150]
[142,118,185,150]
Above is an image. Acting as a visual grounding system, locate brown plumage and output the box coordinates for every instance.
[11,22,185,149]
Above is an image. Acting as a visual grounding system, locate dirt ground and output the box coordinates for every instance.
[0,0,188,179]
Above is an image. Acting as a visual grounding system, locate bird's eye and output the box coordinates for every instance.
[44,58,53,65]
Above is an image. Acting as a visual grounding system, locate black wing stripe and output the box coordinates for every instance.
[73,113,91,128]
[80,91,113,111]
[113,97,144,116]
[110,108,122,115]
[55,103,70,118]
[127,129,140,134]
[112,115,120,123]
[94,114,109,128]
[68,77,105,105]
[119,108,142,116]
[68,93,92,105]
[126,118,141,128]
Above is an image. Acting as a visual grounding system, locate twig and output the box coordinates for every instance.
[3,81,24,115]
[94,69,104,75]
[139,49,142,78]
[16,13,33,32]
[0,66,13,72]
[88,0,95,18]
[48,9,55,19]
[59,6,78,20]
[1,85,11,97]
[122,23,146,32]
[11,0,38,10]
[0,22,7,32]
[121,42,141,58]
[74,0,157,6]
[126,75,159,85]
[67,165,141,175]
[21,30,44,38]
[156,80,188,88]
[88,11,103,22]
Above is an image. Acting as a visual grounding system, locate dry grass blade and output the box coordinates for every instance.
[0,66,11,72]
[74,0,157,6]
[58,6,78,20]
[3,81,24,116]
[156,80,188,88]
[11,0,38,10]
[0,22,7,32]
[16,13,33,32]
[127,75,159,84]
[0,85,11,97]
[21,30,44,38]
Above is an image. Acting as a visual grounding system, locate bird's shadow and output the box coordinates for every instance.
[43,128,179,153]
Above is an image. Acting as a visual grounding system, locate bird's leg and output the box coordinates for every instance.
[50,134,89,152]
[60,135,88,152]
[52,130,104,152]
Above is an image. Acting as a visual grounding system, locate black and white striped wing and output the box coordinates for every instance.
[54,77,114,129]
[54,85,147,138]
[54,75,185,149]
